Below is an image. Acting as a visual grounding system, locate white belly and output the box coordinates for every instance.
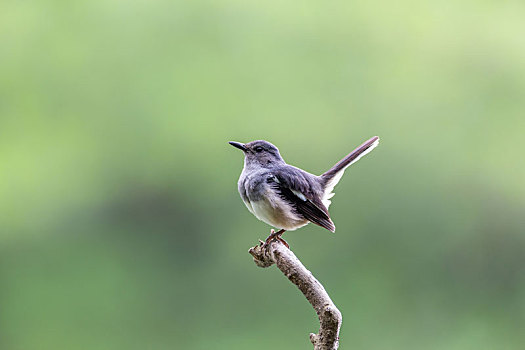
[248,196,308,231]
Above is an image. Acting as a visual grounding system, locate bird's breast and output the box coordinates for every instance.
[238,170,308,230]
[248,187,308,231]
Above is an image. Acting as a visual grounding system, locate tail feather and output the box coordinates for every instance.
[320,136,379,208]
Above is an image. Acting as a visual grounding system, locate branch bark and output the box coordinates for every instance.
[249,238,342,350]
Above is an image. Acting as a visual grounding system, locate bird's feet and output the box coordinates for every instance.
[264,229,289,249]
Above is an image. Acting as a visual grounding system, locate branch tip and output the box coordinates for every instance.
[248,236,342,349]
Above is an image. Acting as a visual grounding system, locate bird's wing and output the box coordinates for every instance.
[267,168,335,232]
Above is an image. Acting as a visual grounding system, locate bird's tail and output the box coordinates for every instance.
[320,136,380,207]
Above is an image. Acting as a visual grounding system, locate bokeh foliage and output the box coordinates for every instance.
[1,0,524,349]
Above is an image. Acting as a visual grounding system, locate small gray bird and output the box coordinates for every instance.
[229,136,379,245]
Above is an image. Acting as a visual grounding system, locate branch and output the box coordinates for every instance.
[249,238,342,350]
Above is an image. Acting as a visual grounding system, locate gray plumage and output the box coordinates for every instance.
[229,136,379,233]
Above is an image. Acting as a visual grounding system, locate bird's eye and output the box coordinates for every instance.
[254,146,264,153]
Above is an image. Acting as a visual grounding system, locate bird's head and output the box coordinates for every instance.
[229,140,284,168]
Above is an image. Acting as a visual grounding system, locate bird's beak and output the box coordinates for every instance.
[229,141,247,152]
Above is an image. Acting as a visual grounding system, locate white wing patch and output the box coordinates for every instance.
[322,138,379,208]
[291,189,307,201]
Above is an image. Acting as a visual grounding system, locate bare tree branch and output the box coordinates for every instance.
[249,238,342,350]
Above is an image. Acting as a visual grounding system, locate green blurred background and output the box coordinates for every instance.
[1,0,524,349]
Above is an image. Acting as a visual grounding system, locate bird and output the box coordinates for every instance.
[229,136,379,247]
